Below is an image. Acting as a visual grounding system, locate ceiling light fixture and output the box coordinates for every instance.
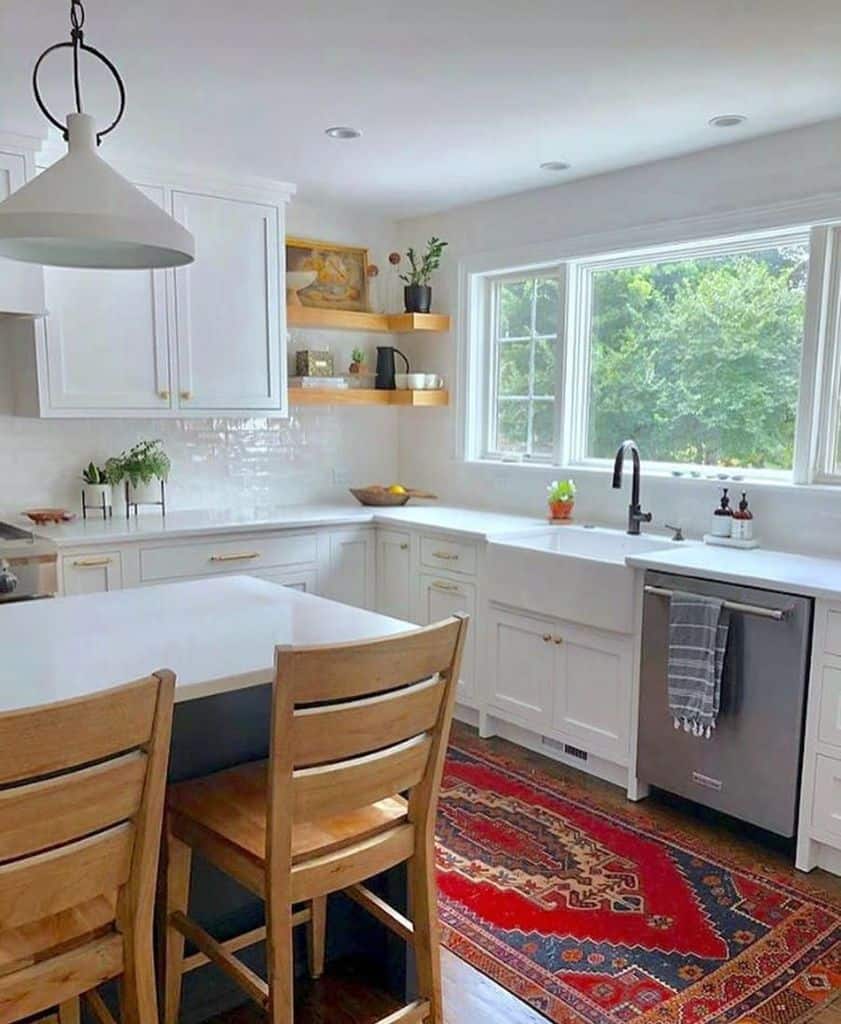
[540,161,571,172]
[0,0,195,270]
[708,114,747,128]
[325,126,363,140]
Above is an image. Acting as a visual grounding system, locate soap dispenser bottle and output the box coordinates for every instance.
[712,488,732,537]
[731,492,754,542]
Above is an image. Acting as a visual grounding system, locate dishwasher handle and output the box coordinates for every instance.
[644,584,788,621]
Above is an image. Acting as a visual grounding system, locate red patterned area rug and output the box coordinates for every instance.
[435,738,841,1023]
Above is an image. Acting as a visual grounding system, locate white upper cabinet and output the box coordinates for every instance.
[0,142,45,316]
[38,184,172,413]
[172,191,284,413]
[5,157,293,418]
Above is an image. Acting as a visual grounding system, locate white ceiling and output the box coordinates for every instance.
[1,1,840,218]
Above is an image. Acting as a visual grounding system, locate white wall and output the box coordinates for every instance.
[396,118,841,557]
[0,196,402,514]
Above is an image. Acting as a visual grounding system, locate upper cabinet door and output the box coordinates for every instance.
[172,191,284,412]
[40,184,172,412]
[0,149,45,316]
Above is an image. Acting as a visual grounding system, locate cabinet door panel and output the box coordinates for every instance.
[173,191,281,411]
[553,623,630,763]
[417,575,476,704]
[62,552,124,595]
[324,529,374,610]
[487,606,554,728]
[41,185,171,412]
[376,530,413,622]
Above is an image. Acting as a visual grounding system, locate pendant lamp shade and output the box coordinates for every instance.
[0,114,195,269]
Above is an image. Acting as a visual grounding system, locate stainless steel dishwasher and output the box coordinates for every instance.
[637,569,813,837]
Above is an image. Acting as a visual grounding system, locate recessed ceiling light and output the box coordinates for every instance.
[540,161,571,172]
[708,114,747,128]
[325,126,362,140]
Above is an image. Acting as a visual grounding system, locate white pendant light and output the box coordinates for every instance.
[0,1,195,270]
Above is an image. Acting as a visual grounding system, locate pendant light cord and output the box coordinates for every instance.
[32,0,126,145]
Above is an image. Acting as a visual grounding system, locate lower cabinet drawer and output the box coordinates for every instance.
[62,551,124,595]
[139,531,318,582]
[420,534,477,576]
[812,754,841,844]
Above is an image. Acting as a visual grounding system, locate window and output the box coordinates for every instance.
[485,272,561,459]
[582,234,810,471]
[470,226,828,480]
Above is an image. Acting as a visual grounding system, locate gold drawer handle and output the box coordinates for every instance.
[431,580,460,593]
[209,551,260,563]
[73,557,112,568]
[432,550,459,560]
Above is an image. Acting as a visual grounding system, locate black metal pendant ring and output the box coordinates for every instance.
[32,38,126,145]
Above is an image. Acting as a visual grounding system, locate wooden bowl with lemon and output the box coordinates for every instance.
[349,484,438,507]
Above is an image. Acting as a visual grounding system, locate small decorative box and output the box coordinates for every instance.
[295,350,333,377]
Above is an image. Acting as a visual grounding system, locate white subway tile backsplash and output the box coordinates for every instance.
[0,407,398,514]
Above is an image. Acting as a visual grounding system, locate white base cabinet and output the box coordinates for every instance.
[376,530,413,621]
[61,551,124,596]
[487,603,631,766]
[417,573,477,705]
[322,528,375,611]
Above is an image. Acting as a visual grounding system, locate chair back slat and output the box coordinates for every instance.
[0,678,158,785]
[287,619,463,703]
[292,735,432,823]
[0,823,134,930]
[292,676,446,769]
[0,672,174,942]
[0,752,147,863]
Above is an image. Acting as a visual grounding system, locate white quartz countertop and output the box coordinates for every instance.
[626,543,841,600]
[22,503,548,548]
[0,576,411,712]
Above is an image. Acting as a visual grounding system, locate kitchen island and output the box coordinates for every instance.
[0,575,414,1022]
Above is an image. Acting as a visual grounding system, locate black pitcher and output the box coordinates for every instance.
[375,346,409,390]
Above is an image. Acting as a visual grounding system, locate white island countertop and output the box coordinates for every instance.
[22,503,548,548]
[0,575,412,712]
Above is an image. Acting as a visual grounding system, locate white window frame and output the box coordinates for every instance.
[567,226,813,478]
[480,266,565,463]
[462,222,839,485]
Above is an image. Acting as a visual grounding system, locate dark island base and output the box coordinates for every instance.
[95,684,409,1024]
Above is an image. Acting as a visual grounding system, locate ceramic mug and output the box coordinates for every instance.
[424,374,443,390]
[395,373,410,390]
[406,373,426,389]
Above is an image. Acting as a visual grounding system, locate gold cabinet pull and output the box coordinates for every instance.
[554,636,563,645]
[73,557,112,568]
[432,550,459,560]
[431,580,460,593]
[209,551,260,563]
[180,390,193,400]
[158,389,170,400]
[400,543,409,550]
[542,633,552,643]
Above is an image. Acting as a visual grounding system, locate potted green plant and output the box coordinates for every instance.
[81,461,117,512]
[106,439,171,505]
[399,237,448,314]
[349,346,367,374]
[547,479,576,522]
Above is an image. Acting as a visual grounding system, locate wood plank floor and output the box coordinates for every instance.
[209,723,841,1024]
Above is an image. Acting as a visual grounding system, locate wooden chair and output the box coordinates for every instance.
[0,671,175,1024]
[163,614,468,1024]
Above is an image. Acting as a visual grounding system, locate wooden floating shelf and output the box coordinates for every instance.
[288,388,449,407]
[287,307,450,334]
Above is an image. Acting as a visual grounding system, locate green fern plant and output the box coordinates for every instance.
[399,237,448,286]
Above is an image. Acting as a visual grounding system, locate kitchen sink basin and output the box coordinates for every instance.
[487,526,681,633]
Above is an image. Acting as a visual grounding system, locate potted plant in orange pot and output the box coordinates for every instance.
[547,479,576,522]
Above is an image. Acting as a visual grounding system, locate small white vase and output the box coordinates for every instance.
[127,478,164,505]
[82,482,112,512]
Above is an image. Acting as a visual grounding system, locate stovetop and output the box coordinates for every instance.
[0,522,34,542]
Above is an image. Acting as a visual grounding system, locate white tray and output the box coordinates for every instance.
[703,534,759,550]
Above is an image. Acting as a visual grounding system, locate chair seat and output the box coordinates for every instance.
[168,760,409,870]
[0,895,117,978]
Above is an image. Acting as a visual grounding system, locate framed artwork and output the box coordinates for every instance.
[286,237,369,312]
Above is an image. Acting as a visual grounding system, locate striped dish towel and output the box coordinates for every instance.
[667,591,730,739]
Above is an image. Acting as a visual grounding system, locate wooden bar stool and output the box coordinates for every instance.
[0,671,175,1024]
[163,614,468,1024]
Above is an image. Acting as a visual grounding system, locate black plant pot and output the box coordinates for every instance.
[404,284,432,314]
